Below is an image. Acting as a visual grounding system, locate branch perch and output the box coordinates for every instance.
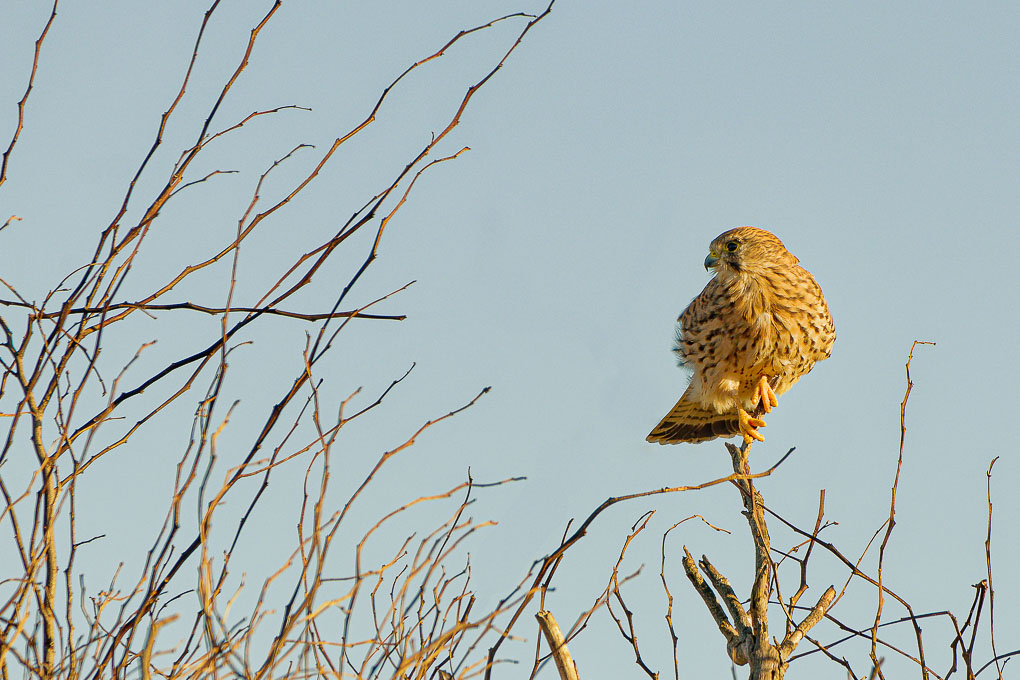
[681,441,835,679]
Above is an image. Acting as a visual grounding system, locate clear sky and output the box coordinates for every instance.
[1,1,1017,678]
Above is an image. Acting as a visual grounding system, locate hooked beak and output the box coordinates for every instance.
[704,251,719,271]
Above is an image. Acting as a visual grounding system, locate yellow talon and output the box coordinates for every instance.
[753,375,778,414]
[739,408,766,443]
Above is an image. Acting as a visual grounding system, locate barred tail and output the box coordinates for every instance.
[646,388,740,444]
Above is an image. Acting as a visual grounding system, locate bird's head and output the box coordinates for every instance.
[704,226,798,278]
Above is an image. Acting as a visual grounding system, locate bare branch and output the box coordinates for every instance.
[681,548,746,663]
[1,299,407,322]
[536,611,579,680]
[0,0,58,190]
[871,340,934,679]
[984,457,1002,680]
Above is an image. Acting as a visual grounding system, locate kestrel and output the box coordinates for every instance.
[647,227,835,445]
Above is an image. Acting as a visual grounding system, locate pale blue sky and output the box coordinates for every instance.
[2,1,1017,677]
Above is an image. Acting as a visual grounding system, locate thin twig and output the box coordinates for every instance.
[0,0,59,190]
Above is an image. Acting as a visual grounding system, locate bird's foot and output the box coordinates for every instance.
[739,408,766,444]
[752,375,778,414]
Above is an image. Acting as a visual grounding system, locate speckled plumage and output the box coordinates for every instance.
[647,227,835,444]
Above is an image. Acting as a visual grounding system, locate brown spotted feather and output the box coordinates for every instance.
[648,227,834,445]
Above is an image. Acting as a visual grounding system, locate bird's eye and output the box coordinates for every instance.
[725,241,739,252]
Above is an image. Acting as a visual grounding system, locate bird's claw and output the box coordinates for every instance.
[739,408,766,444]
[753,375,778,414]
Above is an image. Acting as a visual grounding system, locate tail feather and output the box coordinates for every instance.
[647,389,740,444]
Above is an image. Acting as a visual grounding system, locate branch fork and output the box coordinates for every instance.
[682,442,835,678]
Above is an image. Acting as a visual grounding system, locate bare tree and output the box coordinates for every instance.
[1,2,556,678]
[505,341,1013,680]
[2,4,1013,680]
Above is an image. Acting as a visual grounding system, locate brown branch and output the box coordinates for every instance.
[975,650,1020,677]
[75,142,311,339]
[945,581,986,678]
[802,609,943,676]
[660,528,680,680]
[72,0,227,312]
[194,104,312,154]
[659,515,727,680]
[777,587,835,659]
[485,446,794,679]
[2,299,406,322]
[871,340,934,679]
[1,215,22,233]
[536,611,579,680]
[700,552,752,637]
[0,2,570,678]
[803,634,861,679]
[0,0,59,190]
[603,513,659,679]
[166,168,239,197]
[719,442,788,678]
[680,442,834,679]
[764,504,916,619]
[248,11,548,318]
[983,457,1002,680]
[681,548,748,665]
[791,490,827,613]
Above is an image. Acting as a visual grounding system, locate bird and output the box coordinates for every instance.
[647,227,835,445]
